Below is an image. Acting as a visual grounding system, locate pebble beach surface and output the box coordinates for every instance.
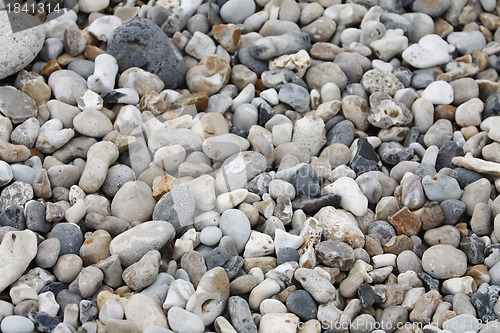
[2,0,500,332]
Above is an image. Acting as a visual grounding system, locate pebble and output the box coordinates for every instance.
[167,307,204,333]
[220,0,256,24]
[0,315,35,333]
[0,15,45,80]
[48,70,88,106]
[109,221,176,267]
[422,244,468,279]
[422,174,463,202]
[108,18,186,89]
[402,34,452,68]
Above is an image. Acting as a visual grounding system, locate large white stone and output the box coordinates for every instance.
[321,176,368,216]
[402,34,453,68]
[0,230,38,293]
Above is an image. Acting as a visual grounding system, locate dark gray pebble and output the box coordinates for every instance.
[286,290,318,321]
[459,235,485,265]
[378,142,414,166]
[367,220,396,245]
[327,120,355,147]
[449,168,484,189]
[28,310,62,333]
[277,247,300,265]
[436,142,464,171]
[440,199,466,225]
[290,165,320,198]
[107,18,187,89]
[291,193,340,215]
[351,137,380,175]
[0,204,25,230]
[25,200,51,233]
[205,247,231,270]
[48,222,83,255]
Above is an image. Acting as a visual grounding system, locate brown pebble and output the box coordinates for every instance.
[181,251,207,289]
[455,222,469,238]
[57,53,86,66]
[383,235,414,255]
[376,284,404,308]
[472,51,490,72]
[434,105,456,121]
[171,92,209,112]
[79,230,112,266]
[139,91,166,116]
[465,264,490,287]
[388,207,421,237]
[22,80,51,105]
[413,202,444,231]
[480,26,493,43]
[364,234,384,257]
[272,285,297,304]
[39,60,61,78]
[434,18,453,38]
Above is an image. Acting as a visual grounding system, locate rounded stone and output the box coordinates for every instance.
[48,223,83,255]
[422,244,468,279]
[285,290,318,321]
[1,315,35,333]
[107,18,187,89]
[111,181,156,224]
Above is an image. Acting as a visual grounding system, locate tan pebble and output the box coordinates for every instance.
[243,257,277,274]
[213,24,241,53]
[461,126,479,140]
[0,139,31,163]
[231,65,257,91]
[309,42,343,61]
[152,174,177,200]
[22,80,51,105]
[465,264,490,286]
[434,18,453,38]
[56,54,86,66]
[480,13,500,31]
[186,55,231,96]
[84,45,104,62]
[139,91,165,116]
[472,50,490,71]
[409,290,442,324]
[79,230,112,266]
[383,235,414,255]
[103,130,136,153]
[170,92,209,112]
[434,105,456,121]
